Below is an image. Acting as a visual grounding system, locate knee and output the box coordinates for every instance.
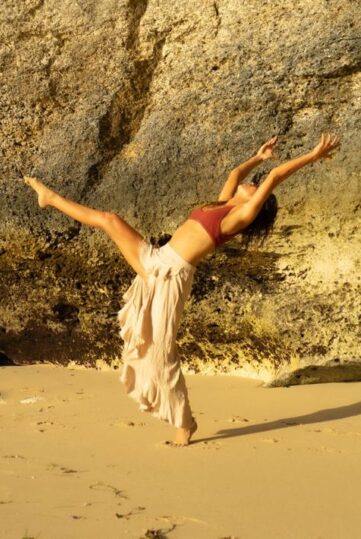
[267,169,281,184]
[100,211,119,229]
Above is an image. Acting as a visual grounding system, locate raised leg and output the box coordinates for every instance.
[24,176,147,278]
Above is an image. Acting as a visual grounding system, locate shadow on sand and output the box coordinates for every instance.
[194,400,361,444]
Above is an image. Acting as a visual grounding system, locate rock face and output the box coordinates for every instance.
[0,0,360,383]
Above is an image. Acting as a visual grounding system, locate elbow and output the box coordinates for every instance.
[267,169,281,185]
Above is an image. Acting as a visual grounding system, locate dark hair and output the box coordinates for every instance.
[241,193,278,247]
[150,233,172,247]
[202,190,278,247]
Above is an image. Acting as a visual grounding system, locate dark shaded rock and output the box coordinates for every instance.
[267,360,361,387]
[0,352,16,366]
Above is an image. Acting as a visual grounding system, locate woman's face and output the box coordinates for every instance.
[234,184,257,203]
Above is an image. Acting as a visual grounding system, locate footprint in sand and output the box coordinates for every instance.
[38,405,55,412]
[261,438,279,444]
[33,420,55,433]
[158,439,213,449]
[226,416,254,424]
[213,416,254,424]
[200,441,222,450]
[307,427,336,434]
[115,506,146,520]
[48,463,85,475]
[112,420,146,428]
[89,482,127,499]
[20,396,44,404]
[322,446,342,454]
[35,420,54,428]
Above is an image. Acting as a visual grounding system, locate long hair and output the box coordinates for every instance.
[201,192,278,247]
[241,193,278,247]
[150,233,172,247]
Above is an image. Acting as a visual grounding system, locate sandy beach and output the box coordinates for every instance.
[1,364,361,539]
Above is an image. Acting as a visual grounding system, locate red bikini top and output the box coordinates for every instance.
[188,204,238,247]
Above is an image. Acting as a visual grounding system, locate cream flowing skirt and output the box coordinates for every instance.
[117,241,196,428]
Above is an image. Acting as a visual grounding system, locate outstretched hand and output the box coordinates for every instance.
[310,133,341,161]
[257,135,278,161]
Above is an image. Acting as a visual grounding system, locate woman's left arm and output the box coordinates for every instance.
[226,133,340,231]
[218,136,278,201]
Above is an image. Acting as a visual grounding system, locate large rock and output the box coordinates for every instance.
[0,0,360,384]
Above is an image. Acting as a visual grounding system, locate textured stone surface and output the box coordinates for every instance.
[0,0,360,383]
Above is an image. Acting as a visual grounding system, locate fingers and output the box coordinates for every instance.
[331,134,341,148]
[317,132,341,159]
[325,133,341,151]
[264,132,340,161]
[322,132,340,146]
[263,135,278,146]
[269,135,278,146]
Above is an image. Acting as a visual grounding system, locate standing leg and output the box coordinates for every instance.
[170,381,198,447]
[172,420,198,447]
[24,176,147,278]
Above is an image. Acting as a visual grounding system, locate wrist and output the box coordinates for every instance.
[254,153,264,164]
[307,150,318,163]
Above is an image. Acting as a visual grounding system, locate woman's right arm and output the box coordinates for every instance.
[218,136,278,201]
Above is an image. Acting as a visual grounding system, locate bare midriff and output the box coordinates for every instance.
[168,219,219,266]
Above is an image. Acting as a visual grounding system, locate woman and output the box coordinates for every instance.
[25,133,340,447]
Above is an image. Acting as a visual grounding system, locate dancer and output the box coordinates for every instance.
[24,133,340,447]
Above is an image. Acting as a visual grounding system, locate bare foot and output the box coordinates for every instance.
[24,176,54,208]
[169,417,198,448]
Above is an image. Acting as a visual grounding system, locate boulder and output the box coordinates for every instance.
[0,0,360,384]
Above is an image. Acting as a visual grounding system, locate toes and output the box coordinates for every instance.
[24,176,36,187]
[24,176,37,184]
